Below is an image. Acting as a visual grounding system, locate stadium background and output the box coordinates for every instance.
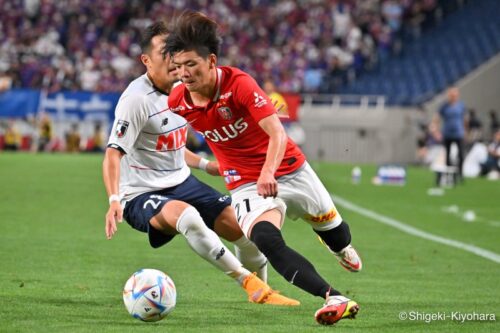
[0,0,499,332]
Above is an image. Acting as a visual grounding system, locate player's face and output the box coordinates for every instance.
[172,50,215,93]
[145,35,178,89]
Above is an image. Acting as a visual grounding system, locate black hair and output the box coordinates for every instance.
[140,21,169,54]
[163,10,222,59]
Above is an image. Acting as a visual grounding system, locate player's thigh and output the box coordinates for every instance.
[150,200,191,233]
[172,175,232,231]
[123,191,179,248]
[213,205,244,242]
[231,185,286,238]
[279,162,342,230]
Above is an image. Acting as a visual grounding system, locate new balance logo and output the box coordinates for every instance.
[215,247,226,260]
[144,307,151,312]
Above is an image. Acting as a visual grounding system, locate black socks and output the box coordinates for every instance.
[250,221,340,298]
[314,221,351,253]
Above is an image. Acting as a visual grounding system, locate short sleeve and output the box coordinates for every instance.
[107,94,149,154]
[234,74,277,123]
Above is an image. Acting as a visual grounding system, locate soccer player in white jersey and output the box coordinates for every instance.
[102,22,298,306]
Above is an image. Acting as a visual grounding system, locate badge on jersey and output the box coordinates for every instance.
[217,106,233,120]
[115,120,129,138]
[223,169,241,184]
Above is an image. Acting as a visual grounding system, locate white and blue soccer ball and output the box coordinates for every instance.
[123,268,176,322]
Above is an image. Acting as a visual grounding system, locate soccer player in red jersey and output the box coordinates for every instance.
[164,11,361,325]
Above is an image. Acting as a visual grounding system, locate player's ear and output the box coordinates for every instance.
[208,54,217,69]
[140,54,149,68]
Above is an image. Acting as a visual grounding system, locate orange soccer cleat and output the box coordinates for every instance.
[242,273,300,306]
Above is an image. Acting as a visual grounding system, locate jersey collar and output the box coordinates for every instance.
[212,67,222,102]
[145,72,169,96]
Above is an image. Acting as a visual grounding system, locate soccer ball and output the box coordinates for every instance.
[123,268,176,322]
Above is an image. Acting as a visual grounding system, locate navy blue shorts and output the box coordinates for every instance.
[123,174,231,248]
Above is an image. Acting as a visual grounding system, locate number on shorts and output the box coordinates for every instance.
[235,198,251,222]
[143,199,161,210]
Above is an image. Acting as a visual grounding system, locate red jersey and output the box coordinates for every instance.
[168,66,306,190]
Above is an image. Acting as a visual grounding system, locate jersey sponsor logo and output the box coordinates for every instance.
[305,209,338,223]
[223,169,241,184]
[115,120,129,138]
[202,117,248,143]
[155,126,188,151]
[217,106,233,120]
[253,92,267,108]
[169,105,186,112]
[220,91,233,99]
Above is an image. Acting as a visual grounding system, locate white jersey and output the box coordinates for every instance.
[108,74,190,202]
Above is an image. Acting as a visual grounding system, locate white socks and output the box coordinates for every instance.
[233,236,268,283]
[176,207,251,283]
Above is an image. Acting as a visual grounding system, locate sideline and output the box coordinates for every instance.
[332,194,500,264]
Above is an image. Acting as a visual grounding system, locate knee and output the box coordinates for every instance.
[250,221,285,255]
[176,206,205,235]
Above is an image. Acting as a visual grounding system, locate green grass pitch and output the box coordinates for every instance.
[0,152,498,332]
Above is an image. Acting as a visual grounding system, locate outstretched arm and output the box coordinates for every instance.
[102,147,124,239]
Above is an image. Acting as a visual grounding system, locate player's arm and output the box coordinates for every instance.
[235,73,288,198]
[102,94,147,239]
[102,146,125,239]
[184,148,220,176]
[257,114,288,198]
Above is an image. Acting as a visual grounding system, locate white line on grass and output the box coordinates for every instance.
[332,194,500,264]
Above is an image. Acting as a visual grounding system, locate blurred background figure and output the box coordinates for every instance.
[481,129,500,179]
[264,79,289,118]
[438,87,465,180]
[465,108,483,149]
[0,71,13,92]
[88,122,105,152]
[3,119,21,151]
[65,123,81,153]
[416,117,443,165]
[37,112,53,152]
[263,79,306,148]
[489,110,499,138]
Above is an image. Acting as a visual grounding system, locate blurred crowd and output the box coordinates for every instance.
[0,113,106,153]
[0,0,442,94]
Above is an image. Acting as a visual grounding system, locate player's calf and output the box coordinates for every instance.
[314,221,362,272]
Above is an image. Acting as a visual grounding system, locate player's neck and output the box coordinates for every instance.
[147,72,172,95]
[189,69,218,107]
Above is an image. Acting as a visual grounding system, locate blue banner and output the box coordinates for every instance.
[0,89,41,117]
[0,89,120,121]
